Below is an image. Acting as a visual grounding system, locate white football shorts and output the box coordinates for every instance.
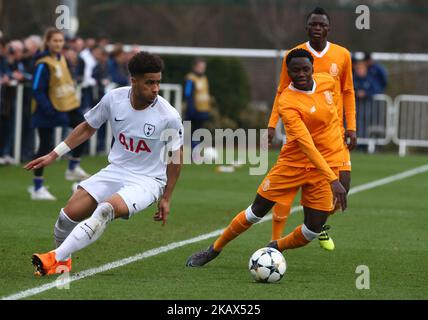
[79,164,165,218]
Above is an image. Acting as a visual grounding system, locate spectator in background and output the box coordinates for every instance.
[97,36,110,49]
[353,54,380,139]
[7,41,31,81]
[0,40,32,165]
[20,36,43,161]
[84,38,97,51]
[0,37,8,83]
[0,37,11,165]
[69,37,85,55]
[91,45,111,153]
[107,45,129,87]
[24,35,42,60]
[79,40,98,113]
[29,27,90,200]
[8,40,34,162]
[63,44,84,83]
[364,52,388,94]
[0,38,8,79]
[92,45,110,101]
[184,57,212,150]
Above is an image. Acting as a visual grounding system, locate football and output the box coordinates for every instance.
[248,247,286,283]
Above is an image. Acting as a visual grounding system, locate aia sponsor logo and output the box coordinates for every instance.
[118,133,151,153]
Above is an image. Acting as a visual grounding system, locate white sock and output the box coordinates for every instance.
[54,209,79,259]
[301,224,321,241]
[55,203,114,261]
[245,205,262,224]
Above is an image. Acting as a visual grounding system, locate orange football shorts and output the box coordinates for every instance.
[257,164,340,212]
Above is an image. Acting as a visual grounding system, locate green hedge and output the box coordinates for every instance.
[161,55,250,126]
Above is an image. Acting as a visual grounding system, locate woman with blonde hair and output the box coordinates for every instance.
[30,27,90,200]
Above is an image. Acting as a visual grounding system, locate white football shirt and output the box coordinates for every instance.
[84,87,183,183]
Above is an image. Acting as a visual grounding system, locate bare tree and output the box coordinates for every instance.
[249,0,306,50]
[151,4,223,46]
[1,0,57,38]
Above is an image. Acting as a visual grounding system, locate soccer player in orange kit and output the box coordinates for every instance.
[186,48,347,267]
[268,7,356,249]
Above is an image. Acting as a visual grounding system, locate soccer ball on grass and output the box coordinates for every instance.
[248,247,286,283]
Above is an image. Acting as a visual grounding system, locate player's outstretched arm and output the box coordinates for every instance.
[153,146,183,225]
[23,152,58,171]
[24,121,97,171]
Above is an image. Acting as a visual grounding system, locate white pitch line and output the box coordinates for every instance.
[3,163,428,300]
[348,163,428,195]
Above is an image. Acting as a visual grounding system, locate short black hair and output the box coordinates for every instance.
[364,51,372,61]
[128,51,164,77]
[286,48,314,66]
[306,7,331,24]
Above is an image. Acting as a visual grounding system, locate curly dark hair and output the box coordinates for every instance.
[286,48,314,66]
[128,51,164,77]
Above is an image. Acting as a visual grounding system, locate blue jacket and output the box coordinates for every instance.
[368,63,388,93]
[0,55,10,77]
[353,70,381,100]
[107,58,129,86]
[31,50,69,128]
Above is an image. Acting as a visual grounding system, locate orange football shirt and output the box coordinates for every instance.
[276,73,345,182]
[268,41,356,132]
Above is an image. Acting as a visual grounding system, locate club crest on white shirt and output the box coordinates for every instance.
[144,123,155,137]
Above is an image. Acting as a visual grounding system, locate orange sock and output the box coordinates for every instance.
[276,225,310,251]
[213,211,253,251]
[271,203,291,240]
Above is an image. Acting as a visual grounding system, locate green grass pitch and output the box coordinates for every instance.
[0,151,427,300]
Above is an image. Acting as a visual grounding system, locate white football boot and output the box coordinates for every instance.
[28,186,57,201]
[65,165,90,181]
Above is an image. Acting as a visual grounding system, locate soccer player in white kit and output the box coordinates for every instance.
[25,52,184,276]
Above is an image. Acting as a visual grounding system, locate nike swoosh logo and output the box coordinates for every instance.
[115,117,125,121]
[133,203,137,210]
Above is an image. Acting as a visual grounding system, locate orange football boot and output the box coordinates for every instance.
[32,251,72,276]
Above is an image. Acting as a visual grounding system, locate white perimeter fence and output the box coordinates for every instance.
[274,93,428,156]
[7,83,182,163]
[7,82,428,164]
